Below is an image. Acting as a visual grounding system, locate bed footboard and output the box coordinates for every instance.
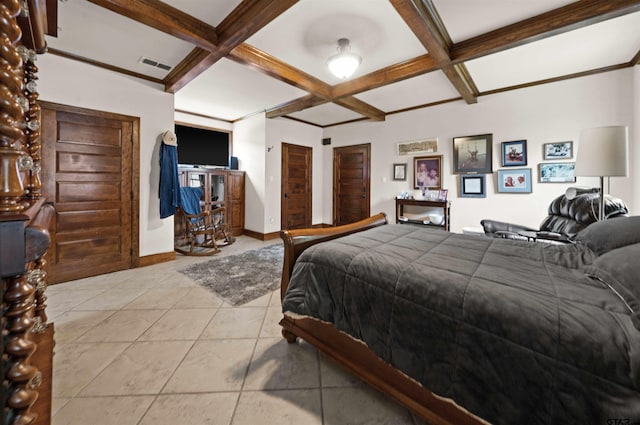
[279,212,388,302]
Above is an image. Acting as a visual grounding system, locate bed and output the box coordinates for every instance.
[279,213,640,425]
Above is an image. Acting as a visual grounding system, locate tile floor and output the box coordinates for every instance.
[47,236,427,425]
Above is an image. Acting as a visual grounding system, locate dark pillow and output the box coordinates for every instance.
[584,243,640,331]
[574,216,640,256]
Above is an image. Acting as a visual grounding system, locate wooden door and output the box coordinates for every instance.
[41,103,138,284]
[333,144,371,226]
[281,143,312,230]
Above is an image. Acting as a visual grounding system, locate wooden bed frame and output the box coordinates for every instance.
[279,213,487,425]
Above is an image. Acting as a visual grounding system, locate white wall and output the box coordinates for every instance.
[265,118,324,232]
[323,69,636,232]
[174,111,232,132]
[38,54,175,256]
[233,114,267,233]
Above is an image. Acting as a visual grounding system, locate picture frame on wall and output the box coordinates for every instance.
[453,133,492,173]
[538,162,576,183]
[502,140,527,167]
[459,174,486,198]
[397,138,438,156]
[543,141,573,160]
[393,163,407,181]
[497,168,532,193]
[414,155,442,190]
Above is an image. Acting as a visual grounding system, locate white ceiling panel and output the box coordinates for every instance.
[432,0,575,43]
[246,0,427,84]
[48,0,193,79]
[174,58,308,121]
[466,12,640,92]
[288,103,364,126]
[162,0,244,26]
[356,71,462,112]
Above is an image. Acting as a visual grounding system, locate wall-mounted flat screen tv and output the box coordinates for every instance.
[175,124,230,167]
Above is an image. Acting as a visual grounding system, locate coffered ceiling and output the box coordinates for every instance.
[46,0,640,127]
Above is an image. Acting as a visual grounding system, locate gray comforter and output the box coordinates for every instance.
[282,224,640,424]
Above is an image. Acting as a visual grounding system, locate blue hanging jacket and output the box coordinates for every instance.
[159,142,181,218]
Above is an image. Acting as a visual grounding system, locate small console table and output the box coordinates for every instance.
[395,198,451,231]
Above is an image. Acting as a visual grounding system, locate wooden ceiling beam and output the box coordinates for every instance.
[333,97,386,121]
[451,0,640,63]
[164,0,299,93]
[231,44,386,121]
[332,54,438,99]
[86,0,218,51]
[390,0,477,104]
[229,44,333,99]
[266,95,328,119]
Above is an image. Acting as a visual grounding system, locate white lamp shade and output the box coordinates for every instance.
[575,126,628,177]
[327,53,361,79]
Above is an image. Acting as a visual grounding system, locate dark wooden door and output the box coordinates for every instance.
[281,143,312,230]
[333,144,370,226]
[41,103,137,283]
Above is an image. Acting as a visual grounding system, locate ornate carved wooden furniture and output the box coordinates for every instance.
[1,1,56,424]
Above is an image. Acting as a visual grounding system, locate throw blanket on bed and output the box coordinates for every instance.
[282,224,640,425]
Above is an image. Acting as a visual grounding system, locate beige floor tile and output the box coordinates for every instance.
[243,338,319,390]
[139,393,239,425]
[259,306,285,338]
[200,307,266,339]
[231,389,322,425]
[172,285,225,309]
[74,309,165,342]
[45,288,109,318]
[53,342,130,398]
[79,340,193,396]
[72,287,149,310]
[52,396,154,425]
[138,309,216,341]
[51,398,70,417]
[163,339,255,393]
[319,352,363,388]
[322,386,414,425]
[269,289,282,307]
[122,287,191,309]
[52,310,116,343]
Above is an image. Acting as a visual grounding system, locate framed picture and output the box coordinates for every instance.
[397,138,438,156]
[453,133,492,173]
[543,141,573,160]
[393,163,407,181]
[438,189,448,201]
[414,155,442,189]
[497,168,532,193]
[459,174,486,198]
[502,140,527,167]
[538,162,576,183]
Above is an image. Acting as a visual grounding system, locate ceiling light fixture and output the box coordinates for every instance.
[327,38,361,80]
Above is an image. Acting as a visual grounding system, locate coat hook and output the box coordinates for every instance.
[267,145,274,152]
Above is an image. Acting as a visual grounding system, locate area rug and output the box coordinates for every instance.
[178,243,284,306]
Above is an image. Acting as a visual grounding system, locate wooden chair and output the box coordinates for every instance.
[175,187,235,256]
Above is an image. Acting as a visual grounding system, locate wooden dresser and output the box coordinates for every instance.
[1,1,57,424]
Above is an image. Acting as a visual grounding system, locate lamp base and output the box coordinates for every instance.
[598,176,604,221]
